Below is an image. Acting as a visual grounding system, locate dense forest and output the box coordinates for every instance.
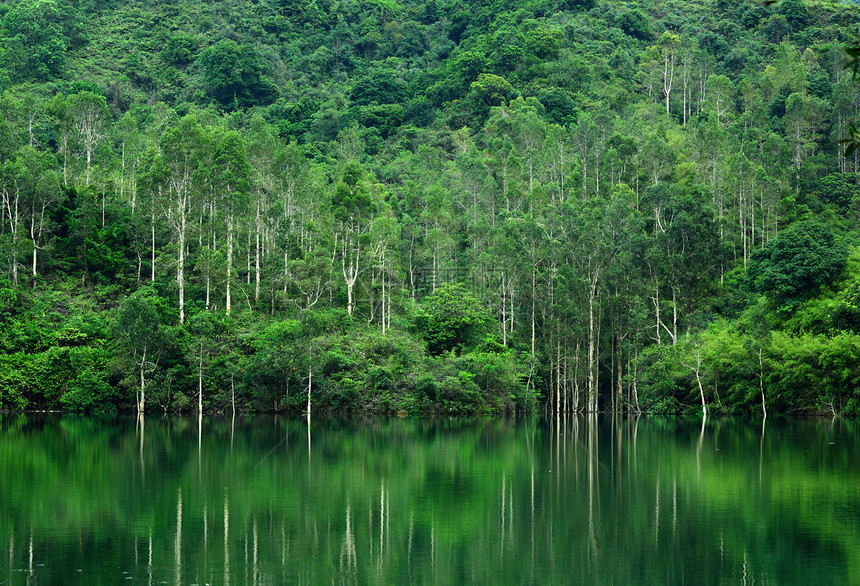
[1,0,860,416]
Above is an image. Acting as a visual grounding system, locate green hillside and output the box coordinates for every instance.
[1,0,860,416]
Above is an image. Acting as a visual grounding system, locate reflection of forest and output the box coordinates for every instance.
[1,415,859,584]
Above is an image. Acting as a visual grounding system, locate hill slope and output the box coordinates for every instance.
[1,0,860,416]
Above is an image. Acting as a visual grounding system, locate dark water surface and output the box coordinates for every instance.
[1,414,859,585]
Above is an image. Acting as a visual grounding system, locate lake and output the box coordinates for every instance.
[1,414,858,585]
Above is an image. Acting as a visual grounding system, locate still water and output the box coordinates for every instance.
[1,414,858,585]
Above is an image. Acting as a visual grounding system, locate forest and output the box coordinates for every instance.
[1,0,860,416]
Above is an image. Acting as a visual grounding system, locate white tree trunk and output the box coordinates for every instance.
[198,354,203,415]
[178,206,186,324]
[139,347,147,413]
[226,215,233,316]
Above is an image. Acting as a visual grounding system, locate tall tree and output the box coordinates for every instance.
[68,91,109,188]
[332,161,374,316]
[211,127,250,317]
[160,115,206,324]
[113,288,167,413]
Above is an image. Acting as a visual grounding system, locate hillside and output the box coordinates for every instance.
[1,0,860,416]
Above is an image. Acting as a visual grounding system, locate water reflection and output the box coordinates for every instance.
[1,415,859,584]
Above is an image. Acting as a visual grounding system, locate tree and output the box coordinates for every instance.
[159,114,206,324]
[68,91,109,188]
[643,182,719,345]
[245,114,279,306]
[0,156,25,285]
[184,311,221,414]
[1,146,61,285]
[350,68,408,106]
[747,220,847,307]
[369,213,400,333]
[113,288,167,413]
[777,0,811,31]
[136,145,169,284]
[250,319,303,410]
[618,7,652,41]
[211,128,250,317]
[332,161,374,317]
[783,92,827,173]
[740,300,772,417]
[705,75,734,125]
[14,146,60,278]
[415,283,491,355]
[470,74,517,108]
[199,41,277,109]
[647,32,680,115]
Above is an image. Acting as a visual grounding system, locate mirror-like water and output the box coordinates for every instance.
[1,415,858,585]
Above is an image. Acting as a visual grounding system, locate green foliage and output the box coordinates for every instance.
[469,73,517,108]
[810,172,860,211]
[199,40,277,108]
[414,283,492,355]
[245,318,303,407]
[747,221,847,307]
[350,68,409,106]
[52,187,135,285]
[2,0,68,81]
[163,34,197,67]
[0,346,109,410]
[777,0,811,30]
[635,344,685,411]
[537,87,576,124]
[358,102,404,138]
[61,367,118,415]
[617,7,652,40]
[112,287,168,378]
[0,0,858,416]
[0,354,30,410]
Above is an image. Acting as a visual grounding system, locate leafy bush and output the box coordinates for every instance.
[414,283,492,355]
[61,368,118,415]
[747,221,847,307]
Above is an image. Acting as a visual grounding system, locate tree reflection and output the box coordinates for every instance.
[1,415,859,584]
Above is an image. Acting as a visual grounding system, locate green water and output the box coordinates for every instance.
[1,415,858,585]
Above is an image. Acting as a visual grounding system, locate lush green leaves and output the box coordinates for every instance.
[2,0,69,81]
[747,221,847,306]
[200,40,277,108]
[415,283,492,355]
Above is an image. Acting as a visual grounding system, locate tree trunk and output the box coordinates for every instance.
[306,367,312,414]
[151,199,156,282]
[687,345,707,418]
[85,143,92,187]
[139,347,147,413]
[198,352,203,415]
[588,285,596,412]
[531,265,536,355]
[226,215,233,316]
[30,207,40,278]
[255,202,261,305]
[672,287,678,345]
[759,348,766,418]
[342,237,359,317]
[178,206,186,324]
[616,336,623,413]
